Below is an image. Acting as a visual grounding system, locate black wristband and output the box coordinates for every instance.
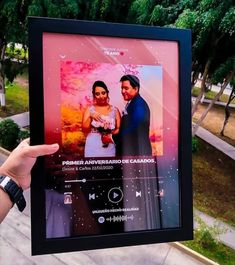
[0,176,26,212]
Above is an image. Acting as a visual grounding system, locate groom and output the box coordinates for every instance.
[103,74,152,156]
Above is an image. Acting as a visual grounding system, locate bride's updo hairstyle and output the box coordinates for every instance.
[92,80,109,97]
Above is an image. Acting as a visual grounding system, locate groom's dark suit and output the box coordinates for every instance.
[115,94,152,156]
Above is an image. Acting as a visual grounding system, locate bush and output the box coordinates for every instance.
[0,119,20,150]
[19,129,30,141]
[194,215,227,251]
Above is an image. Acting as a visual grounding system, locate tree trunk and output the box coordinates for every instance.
[0,40,6,107]
[192,70,235,136]
[191,70,199,87]
[220,86,235,136]
[192,59,211,115]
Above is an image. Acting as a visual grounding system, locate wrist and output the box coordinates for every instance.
[0,187,14,208]
[109,134,114,143]
[0,170,19,187]
[0,175,26,212]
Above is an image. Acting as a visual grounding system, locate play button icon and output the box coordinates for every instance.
[108,187,123,203]
[113,192,119,199]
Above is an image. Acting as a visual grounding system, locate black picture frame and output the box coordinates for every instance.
[28,17,192,256]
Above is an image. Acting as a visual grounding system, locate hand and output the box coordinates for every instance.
[101,134,113,145]
[0,138,59,190]
[91,112,103,122]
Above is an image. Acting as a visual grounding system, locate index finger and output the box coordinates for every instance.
[23,143,59,158]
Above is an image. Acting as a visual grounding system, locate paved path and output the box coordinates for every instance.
[0,206,211,265]
[0,111,29,128]
[195,125,235,160]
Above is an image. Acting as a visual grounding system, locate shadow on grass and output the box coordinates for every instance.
[193,137,235,227]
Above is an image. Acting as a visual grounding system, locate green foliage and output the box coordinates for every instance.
[185,234,235,265]
[192,86,235,104]
[87,0,133,22]
[192,136,199,153]
[5,80,28,104]
[19,129,30,141]
[175,9,198,29]
[199,0,225,11]
[5,45,28,61]
[89,0,101,20]
[230,78,235,88]
[1,0,28,44]
[0,119,20,150]
[175,0,235,89]
[194,215,222,249]
[211,56,235,84]
[3,60,27,83]
[184,215,235,265]
[28,0,79,18]
[100,0,111,19]
[0,0,81,88]
[0,80,29,117]
[27,0,44,17]
[0,0,234,99]
[178,0,199,10]
[128,0,156,24]
[219,7,235,36]
[149,5,168,26]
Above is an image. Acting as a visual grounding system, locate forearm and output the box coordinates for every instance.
[0,139,59,223]
[0,187,13,223]
[82,125,91,133]
[111,128,119,135]
[82,118,92,133]
[0,168,18,223]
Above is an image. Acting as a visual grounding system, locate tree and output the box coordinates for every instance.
[128,0,157,24]
[194,2,234,115]
[220,81,235,136]
[175,1,235,123]
[88,0,133,22]
[0,0,29,106]
[0,0,79,107]
[128,0,186,26]
[192,56,235,135]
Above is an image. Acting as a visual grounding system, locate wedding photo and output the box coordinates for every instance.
[60,61,163,158]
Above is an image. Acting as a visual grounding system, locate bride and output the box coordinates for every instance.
[82,80,121,157]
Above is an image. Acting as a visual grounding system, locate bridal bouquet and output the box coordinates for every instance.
[91,116,115,147]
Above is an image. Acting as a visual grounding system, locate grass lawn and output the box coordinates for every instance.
[193,137,235,226]
[184,239,235,265]
[193,103,235,147]
[0,81,29,117]
[192,86,235,104]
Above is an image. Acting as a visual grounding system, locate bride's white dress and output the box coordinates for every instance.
[84,105,117,157]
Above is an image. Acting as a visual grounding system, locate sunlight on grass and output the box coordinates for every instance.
[192,87,235,104]
[0,82,29,117]
[184,240,235,265]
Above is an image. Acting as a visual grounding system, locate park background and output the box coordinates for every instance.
[0,1,234,265]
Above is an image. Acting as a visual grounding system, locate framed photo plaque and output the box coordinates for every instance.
[28,17,192,255]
